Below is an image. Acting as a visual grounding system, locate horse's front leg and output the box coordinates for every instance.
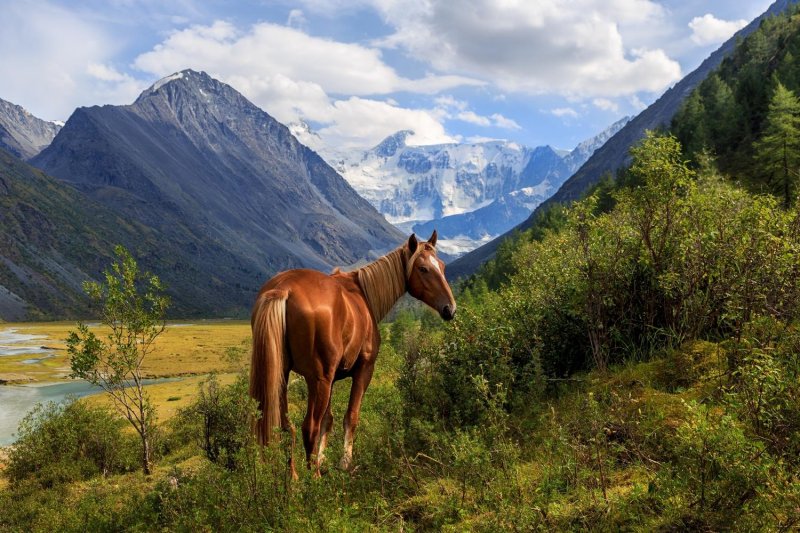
[340,360,375,471]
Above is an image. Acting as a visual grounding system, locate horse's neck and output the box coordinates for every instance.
[356,247,407,322]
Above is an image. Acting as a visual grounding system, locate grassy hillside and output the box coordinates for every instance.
[0,148,266,320]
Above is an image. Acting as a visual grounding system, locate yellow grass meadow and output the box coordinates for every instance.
[0,320,251,422]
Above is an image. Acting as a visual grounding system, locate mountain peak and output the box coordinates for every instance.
[135,69,221,103]
[374,130,414,157]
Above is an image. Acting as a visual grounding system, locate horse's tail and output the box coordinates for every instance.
[249,289,289,445]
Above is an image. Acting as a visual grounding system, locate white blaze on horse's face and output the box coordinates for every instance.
[429,255,442,274]
[406,231,457,321]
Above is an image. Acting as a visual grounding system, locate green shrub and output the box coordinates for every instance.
[5,398,137,488]
[726,318,800,463]
[177,373,258,469]
[656,401,775,530]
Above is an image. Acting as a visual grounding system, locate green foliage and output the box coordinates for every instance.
[67,244,170,475]
[656,401,789,531]
[465,202,569,290]
[5,398,137,488]
[673,6,800,207]
[755,82,800,206]
[726,318,800,462]
[178,373,259,469]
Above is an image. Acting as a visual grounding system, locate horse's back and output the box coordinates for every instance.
[258,268,374,378]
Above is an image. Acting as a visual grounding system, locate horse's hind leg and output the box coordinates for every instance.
[340,360,375,471]
[317,393,334,467]
[302,376,333,477]
[280,369,298,481]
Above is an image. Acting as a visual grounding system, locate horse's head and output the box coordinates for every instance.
[405,230,457,321]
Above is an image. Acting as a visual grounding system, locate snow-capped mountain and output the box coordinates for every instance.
[313,117,629,255]
[0,98,62,160]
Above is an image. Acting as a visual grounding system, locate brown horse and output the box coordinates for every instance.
[249,230,456,477]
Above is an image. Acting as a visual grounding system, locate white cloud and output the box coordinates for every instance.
[133,20,480,97]
[433,96,520,129]
[434,95,468,111]
[689,14,747,46]
[551,107,580,118]
[491,113,521,130]
[593,98,619,112]
[466,135,503,143]
[210,73,451,148]
[87,63,128,83]
[359,0,682,98]
[629,94,647,111]
[316,97,458,148]
[287,9,308,29]
[456,110,491,126]
[130,20,486,148]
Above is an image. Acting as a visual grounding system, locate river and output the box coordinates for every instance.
[0,378,182,446]
[0,381,107,445]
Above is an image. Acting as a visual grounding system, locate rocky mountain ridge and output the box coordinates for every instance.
[0,98,61,160]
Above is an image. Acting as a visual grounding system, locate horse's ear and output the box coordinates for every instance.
[407,233,418,255]
[427,229,438,247]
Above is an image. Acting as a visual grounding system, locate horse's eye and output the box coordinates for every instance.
[419,266,429,273]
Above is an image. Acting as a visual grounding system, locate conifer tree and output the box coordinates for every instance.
[755,82,800,207]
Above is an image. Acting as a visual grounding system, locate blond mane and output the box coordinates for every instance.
[356,247,408,322]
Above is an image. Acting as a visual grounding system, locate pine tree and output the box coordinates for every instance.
[674,90,709,160]
[755,82,800,207]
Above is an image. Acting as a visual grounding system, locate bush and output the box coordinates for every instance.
[726,318,800,463]
[656,401,778,530]
[5,398,137,488]
[177,373,258,469]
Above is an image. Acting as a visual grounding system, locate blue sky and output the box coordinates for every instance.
[0,0,775,151]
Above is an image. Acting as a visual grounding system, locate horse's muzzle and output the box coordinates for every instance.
[440,304,456,321]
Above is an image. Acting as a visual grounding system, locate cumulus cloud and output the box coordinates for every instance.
[490,113,521,130]
[287,9,308,29]
[319,0,683,98]
[432,95,520,130]
[133,20,480,97]
[551,107,580,118]
[434,95,468,111]
[316,97,458,148]
[593,98,620,112]
[205,72,453,149]
[689,14,747,46]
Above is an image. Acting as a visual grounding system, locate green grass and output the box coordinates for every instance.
[2,323,798,531]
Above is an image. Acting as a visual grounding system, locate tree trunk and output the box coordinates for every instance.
[141,429,152,475]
